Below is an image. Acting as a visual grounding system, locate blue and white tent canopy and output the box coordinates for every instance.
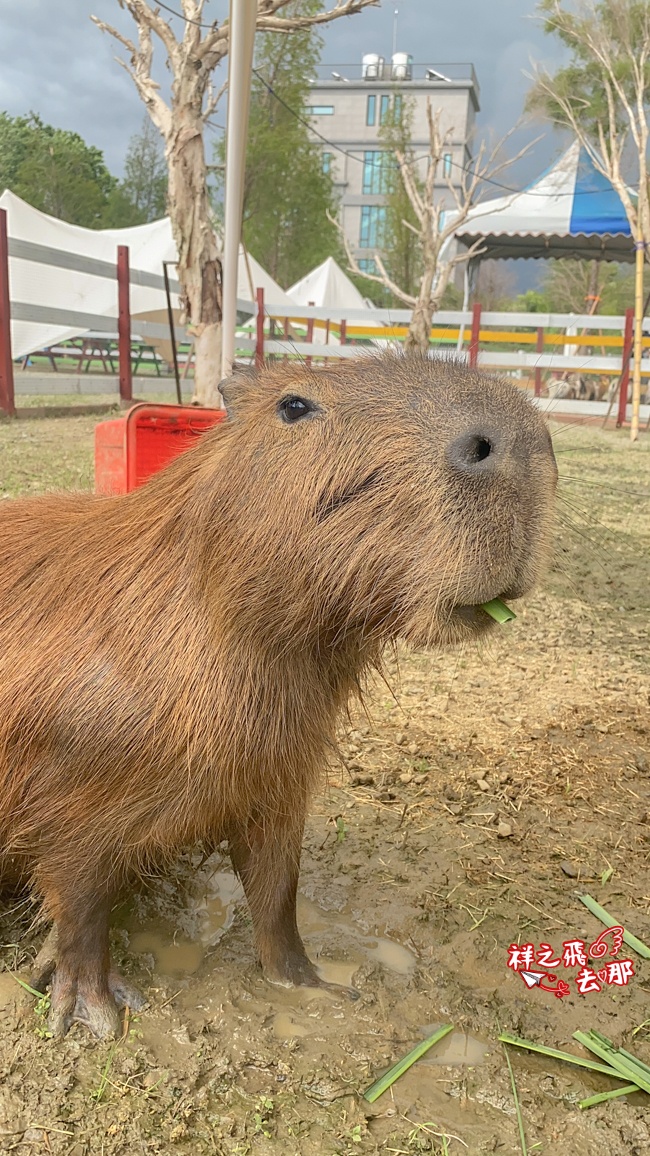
[455,141,634,263]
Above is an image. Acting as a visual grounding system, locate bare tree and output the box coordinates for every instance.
[335,102,530,353]
[528,0,650,439]
[92,0,377,404]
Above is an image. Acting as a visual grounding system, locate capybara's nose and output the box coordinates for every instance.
[446,430,497,473]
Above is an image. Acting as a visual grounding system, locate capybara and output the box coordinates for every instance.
[0,354,557,1037]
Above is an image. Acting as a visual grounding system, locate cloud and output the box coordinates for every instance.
[0,0,567,183]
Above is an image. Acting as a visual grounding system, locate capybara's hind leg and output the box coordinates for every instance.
[33,884,146,1039]
[229,816,357,998]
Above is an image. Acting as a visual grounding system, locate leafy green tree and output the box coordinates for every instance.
[0,112,117,227]
[215,0,342,286]
[378,97,423,303]
[120,117,168,223]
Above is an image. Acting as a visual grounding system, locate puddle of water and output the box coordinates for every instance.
[129,928,204,977]
[273,1011,312,1039]
[298,895,416,976]
[125,869,415,983]
[315,958,359,988]
[422,1029,490,1066]
[195,871,244,946]
[363,937,416,975]
[126,870,244,977]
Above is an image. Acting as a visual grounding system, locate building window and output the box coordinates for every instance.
[307,105,334,115]
[379,94,390,124]
[358,258,378,274]
[393,94,403,122]
[322,152,332,175]
[362,151,389,195]
[366,95,376,126]
[443,152,452,178]
[359,205,386,248]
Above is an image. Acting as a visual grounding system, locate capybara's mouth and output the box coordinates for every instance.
[453,604,496,630]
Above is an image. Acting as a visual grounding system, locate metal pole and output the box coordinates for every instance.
[0,209,15,417]
[163,260,182,404]
[117,245,132,404]
[221,0,258,381]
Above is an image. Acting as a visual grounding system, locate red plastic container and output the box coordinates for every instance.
[95,403,226,495]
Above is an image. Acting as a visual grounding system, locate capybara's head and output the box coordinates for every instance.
[212,353,557,649]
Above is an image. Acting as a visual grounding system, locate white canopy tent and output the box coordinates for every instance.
[1,189,290,360]
[454,142,634,264]
[286,256,380,344]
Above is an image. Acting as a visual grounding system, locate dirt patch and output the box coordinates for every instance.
[0,421,649,1155]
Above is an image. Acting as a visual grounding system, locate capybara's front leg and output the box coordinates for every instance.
[228,815,357,998]
[228,815,318,987]
[31,881,146,1038]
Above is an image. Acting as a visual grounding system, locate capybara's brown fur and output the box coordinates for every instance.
[0,354,557,1036]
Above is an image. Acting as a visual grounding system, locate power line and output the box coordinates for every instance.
[145,1,624,199]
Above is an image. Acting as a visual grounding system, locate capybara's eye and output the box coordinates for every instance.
[278,395,314,423]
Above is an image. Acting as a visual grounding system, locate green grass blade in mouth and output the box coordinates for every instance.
[481,598,516,624]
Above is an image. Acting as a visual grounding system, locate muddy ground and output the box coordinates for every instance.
[0,413,649,1155]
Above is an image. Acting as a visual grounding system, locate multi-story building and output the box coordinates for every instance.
[306,55,480,271]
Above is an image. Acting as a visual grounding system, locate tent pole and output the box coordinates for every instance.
[630,238,645,441]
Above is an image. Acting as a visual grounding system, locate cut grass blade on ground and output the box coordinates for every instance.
[363,1023,454,1103]
[577,893,650,959]
[502,1043,528,1155]
[579,1085,640,1110]
[498,1033,627,1079]
[573,1031,650,1096]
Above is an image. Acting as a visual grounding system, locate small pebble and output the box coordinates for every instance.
[497,820,513,838]
[407,742,419,756]
[476,778,489,792]
[399,771,413,785]
[635,751,648,773]
[413,772,428,785]
[395,732,406,746]
[560,861,578,878]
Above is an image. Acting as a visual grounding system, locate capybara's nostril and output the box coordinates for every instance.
[447,431,495,471]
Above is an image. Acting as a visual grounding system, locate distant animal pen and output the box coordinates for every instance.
[0,209,648,428]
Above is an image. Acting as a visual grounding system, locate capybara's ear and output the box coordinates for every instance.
[218,367,256,417]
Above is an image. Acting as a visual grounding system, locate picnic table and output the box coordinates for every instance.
[21,335,165,376]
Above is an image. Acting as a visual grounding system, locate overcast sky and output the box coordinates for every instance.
[0,0,568,183]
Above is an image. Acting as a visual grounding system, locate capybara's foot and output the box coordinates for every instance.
[46,970,147,1039]
[30,926,147,1039]
[265,952,359,1000]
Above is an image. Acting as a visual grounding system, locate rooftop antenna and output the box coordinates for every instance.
[392,7,398,56]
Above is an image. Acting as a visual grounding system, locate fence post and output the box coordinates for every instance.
[617,307,634,427]
[534,327,544,397]
[255,287,265,368]
[306,300,315,368]
[117,245,132,404]
[0,209,16,417]
[468,302,481,368]
[340,319,347,345]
